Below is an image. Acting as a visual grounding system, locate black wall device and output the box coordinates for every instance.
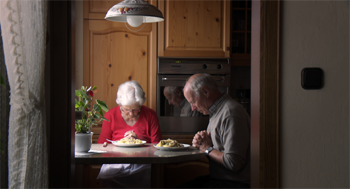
[301,67,323,89]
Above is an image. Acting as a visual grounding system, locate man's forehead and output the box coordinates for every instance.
[184,88,194,99]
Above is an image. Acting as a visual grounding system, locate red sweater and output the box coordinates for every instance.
[98,105,162,144]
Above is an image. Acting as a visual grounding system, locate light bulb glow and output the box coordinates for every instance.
[126,16,144,27]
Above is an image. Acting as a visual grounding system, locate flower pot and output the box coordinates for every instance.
[75,132,94,152]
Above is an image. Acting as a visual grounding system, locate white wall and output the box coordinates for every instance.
[280,1,349,188]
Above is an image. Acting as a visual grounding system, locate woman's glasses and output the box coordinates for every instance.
[121,107,141,114]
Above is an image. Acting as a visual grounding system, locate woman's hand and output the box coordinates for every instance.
[124,130,137,139]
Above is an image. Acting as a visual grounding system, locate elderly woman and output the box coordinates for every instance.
[97,81,162,188]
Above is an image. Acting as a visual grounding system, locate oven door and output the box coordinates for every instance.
[157,74,230,134]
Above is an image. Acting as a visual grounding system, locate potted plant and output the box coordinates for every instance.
[75,86,109,152]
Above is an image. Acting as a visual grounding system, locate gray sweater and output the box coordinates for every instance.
[207,94,250,184]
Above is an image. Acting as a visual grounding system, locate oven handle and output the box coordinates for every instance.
[161,77,226,82]
[161,77,187,81]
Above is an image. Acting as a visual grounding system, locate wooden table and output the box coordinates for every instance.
[75,143,207,187]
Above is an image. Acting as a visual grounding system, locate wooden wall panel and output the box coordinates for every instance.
[91,31,149,110]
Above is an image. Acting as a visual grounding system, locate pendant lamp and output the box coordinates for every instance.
[105,0,164,28]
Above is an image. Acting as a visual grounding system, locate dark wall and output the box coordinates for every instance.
[47,1,75,188]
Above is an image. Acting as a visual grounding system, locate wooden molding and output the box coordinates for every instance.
[252,0,280,188]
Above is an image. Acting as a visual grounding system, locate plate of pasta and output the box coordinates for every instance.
[154,139,190,151]
[110,138,146,147]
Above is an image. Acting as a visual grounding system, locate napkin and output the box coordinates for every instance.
[75,150,107,156]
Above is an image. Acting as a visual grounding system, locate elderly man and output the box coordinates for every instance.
[180,73,250,188]
[163,86,201,117]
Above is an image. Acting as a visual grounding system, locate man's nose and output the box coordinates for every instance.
[191,104,197,111]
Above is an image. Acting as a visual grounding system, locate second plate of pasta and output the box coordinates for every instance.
[154,144,190,151]
[154,139,190,151]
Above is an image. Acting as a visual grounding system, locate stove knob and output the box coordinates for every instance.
[217,64,222,69]
[202,64,207,69]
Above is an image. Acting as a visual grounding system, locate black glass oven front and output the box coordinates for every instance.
[157,58,231,134]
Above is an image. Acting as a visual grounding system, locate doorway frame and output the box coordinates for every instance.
[47,0,281,187]
[251,0,280,188]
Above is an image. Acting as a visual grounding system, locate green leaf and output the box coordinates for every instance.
[75,90,80,97]
[96,100,109,112]
[93,113,100,119]
[99,108,104,117]
[80,90,89,99]
[101,117,110,122]
[82,113,88,120]
[93,104,100,112]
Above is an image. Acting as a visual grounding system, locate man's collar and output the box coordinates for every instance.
[208,93,226,116]
[180,98,187,107]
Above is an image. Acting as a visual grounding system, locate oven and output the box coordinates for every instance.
[157,57,231,134]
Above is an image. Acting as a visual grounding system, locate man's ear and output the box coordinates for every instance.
[201,86,210,98]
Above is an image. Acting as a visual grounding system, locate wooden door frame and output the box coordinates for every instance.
[47,0,281,187]
[48,0,76,187]
[251,0,280,188]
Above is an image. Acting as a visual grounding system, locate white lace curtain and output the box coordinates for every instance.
[0,0,48,188]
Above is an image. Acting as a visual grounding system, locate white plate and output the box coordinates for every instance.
[111,140,146,147]
[154,144,190,151]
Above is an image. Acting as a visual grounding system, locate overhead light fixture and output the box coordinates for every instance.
[105,0,164,30]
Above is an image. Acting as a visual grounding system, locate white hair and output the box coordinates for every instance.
[187,73,218,97]
[164,86,182,96]
[116,81,146,106]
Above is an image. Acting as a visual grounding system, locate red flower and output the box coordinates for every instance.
[87,90,94,97]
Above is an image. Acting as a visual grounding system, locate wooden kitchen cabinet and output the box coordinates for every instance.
[75,164,102,188]
[231,0,252,66]
[158,0,231,58]
[83,1,158,111]
[161,134,209,188]
[163,159,209,188]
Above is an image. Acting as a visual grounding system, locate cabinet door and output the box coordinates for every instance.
[158,0,231,57]
[83,20,157,111]
[231,0,252,66]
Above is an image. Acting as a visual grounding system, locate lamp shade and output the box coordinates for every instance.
[105,0,164,25]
